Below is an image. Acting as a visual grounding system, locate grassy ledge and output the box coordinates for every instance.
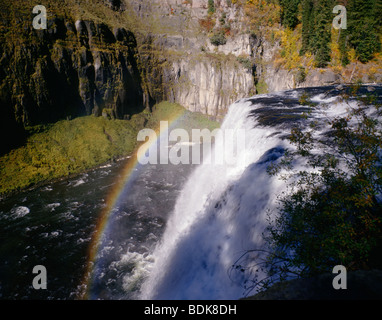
[0,102,220,197]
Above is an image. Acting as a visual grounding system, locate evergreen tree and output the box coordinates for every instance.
[300,0,314,55]
[312,0,332,67]
[283,0,382,66]
[280,0,382,66]
[280,0,301,29]
[299,0,333,66]
[348,0,381,63]
[338,29,350,66]
[376,0,382,35]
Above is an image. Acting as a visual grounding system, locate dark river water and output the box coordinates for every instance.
[0,155,196,299]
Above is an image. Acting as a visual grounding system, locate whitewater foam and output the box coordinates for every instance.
[46,203,61,211]
[135,86,382,300]
[138,97,289,300]
[10,206,30,219]
[121,251,155,298]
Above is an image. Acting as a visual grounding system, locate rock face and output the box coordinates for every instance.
[138,34,255,119]
[0,15,148,153]
[126,0,345,114]
[171,58,254,116]
[125,0,257,118]
[263,64,342,93]
[0,0,257,154]
[3,18,145,124]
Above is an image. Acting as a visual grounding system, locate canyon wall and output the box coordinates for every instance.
[126,0,344,114]
[0,12,149,153]
[0,0,349,153]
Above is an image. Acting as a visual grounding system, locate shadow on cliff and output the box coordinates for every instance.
[0,16,148,155]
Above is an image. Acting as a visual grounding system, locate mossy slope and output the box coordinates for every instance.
[0,102,219,196]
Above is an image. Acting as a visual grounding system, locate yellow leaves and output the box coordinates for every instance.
[348,48,357,63]
[244,0,281,29]
[331,65,343,74]
[368,65,378,80]
[277,27,303,70]
[303,51,315,69]
[329,28,345,69]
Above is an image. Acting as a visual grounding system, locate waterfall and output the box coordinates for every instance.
[139,94,290,300]
[138,85,381,300]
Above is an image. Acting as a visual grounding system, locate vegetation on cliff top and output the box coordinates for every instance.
[0,0,141,32]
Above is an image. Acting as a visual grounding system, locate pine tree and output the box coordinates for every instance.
[285,0,382,65]
[300,0,314,55]
[339,29,350,66]
[280,0,301,29]
[376,0,382,34]
[312,0,332,67]
[348,0,381,63]
[299,0,334,67]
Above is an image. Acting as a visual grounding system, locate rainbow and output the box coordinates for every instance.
[78,108,187,300]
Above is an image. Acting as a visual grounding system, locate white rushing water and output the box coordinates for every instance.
[139,96,290,300]
[137,85,381,300]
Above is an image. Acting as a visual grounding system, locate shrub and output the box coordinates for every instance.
[231,87,382,294]
[237,56,253,72]
[199,17,215,32]
[296,66,307,83]
[208,0,215,16]
[210,32,227,46]
[266,88,382,281]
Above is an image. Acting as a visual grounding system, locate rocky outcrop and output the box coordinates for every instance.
[0,0,257,156]
[263,65,342,93]
[127,0,256,118]
[139,34,255,119]
[0,15,148,153]
[250,34,344,93]
[126,0,348,115]
[102,0,126,11]
[170,57,254,117]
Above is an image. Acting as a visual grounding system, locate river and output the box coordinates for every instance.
[1,85,381,300]
[0,154,196,299]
